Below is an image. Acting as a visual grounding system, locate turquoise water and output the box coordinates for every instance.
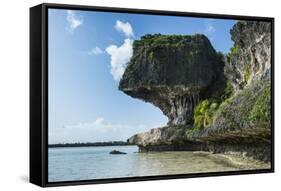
[48,145,260,182]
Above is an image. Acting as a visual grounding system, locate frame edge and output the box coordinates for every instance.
[30,3,46,187]
[30,3,275,187]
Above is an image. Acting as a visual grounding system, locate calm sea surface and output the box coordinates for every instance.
[48,145,262,182]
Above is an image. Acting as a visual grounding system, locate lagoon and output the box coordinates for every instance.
[48,145,269,182]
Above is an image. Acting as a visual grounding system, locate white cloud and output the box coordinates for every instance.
[209,37,214,42]
[58,117,166,143]
[88,47,104,55]
[103,20,134,81]
[65,117,109,129]
[204,19,216,41]
[93,117,107,126]
[115,20,134,37]
[66,10,83,32]
[206,25,216,33]
[105,38,133,81]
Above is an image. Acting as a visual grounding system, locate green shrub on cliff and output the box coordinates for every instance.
[135,33,171,46]
[244,64,250,82]
[226,44,239,62]
[210,81,271,134]
[193,80,234,130]
[134,33,205,48]
[194,100,219,130]
[249,84,271,122]
[231,44,239,55]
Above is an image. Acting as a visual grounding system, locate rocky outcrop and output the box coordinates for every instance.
[127,125,193,146]
[194,81,271,141]
[194,21,272,161]
[202,21,272,143]
[119,34,225,125]
[120,21,272,162]
[225,21,271,90]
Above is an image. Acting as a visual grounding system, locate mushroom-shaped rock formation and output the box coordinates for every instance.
[119,34,225,126]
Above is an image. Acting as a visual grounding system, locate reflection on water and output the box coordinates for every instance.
[48,145,269,182]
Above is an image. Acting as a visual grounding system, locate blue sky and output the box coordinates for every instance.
[48,8,236,144]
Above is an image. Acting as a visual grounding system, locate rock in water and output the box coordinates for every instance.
[109,150,127,155]
[119,34,225,125]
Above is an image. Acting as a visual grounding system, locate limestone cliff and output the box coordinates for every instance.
[119,34,225,125]
[225,21,271,90]
[120,21,272,161]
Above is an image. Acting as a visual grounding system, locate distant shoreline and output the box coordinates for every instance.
[48,141,135,148]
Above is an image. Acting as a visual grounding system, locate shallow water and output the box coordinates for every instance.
[48,145,268,182]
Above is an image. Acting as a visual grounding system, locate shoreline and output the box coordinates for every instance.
[190,151,270,170]
[137,150,270,170]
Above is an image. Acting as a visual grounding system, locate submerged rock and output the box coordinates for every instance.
[109,150,127,155]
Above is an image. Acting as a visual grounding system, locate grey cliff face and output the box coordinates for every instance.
[202,20,272,145]
[225,21,271,90]
[119,34,225,125]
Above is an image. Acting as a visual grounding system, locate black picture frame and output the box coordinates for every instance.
[30,3,275,187]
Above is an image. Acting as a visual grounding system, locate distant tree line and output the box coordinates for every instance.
[48,141,134,148]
